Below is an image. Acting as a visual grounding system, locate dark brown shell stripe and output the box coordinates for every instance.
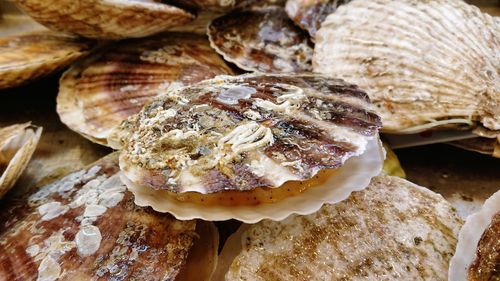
[0,154,196,281]
[118,74,381,193]
[207,5,313,73]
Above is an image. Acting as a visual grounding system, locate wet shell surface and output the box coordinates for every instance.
[57,33,234,146]
[218,174,462,280]
[0,153,211,281]
[449,190,500,281]
[207,6,313,73]
[113,73,382,194]
[0,123,42,199]
[0,32,92,89]
[285,0,349,38]
[314,0,500,135]
[12,0,195,39]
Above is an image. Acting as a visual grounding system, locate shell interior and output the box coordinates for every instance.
[219,174,462,280]
[313,0,500,135]
[208,5,313,73]
[0,32,93,89]
[0,122,42,199]
[114,73,382,194]
[57,32,234,146]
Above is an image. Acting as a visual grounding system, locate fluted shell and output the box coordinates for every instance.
[208,6,313,73]
[0,153,217,281]
[57,33,235,146]
[12,0,195,39]
[219,174,462,280]
[285,0,349,38]
[449,137,500,158]
[0,123,42,199]
[314,0,500,135]
[449,190,500,281]
[0,32,92,89]
[112,73,381,194]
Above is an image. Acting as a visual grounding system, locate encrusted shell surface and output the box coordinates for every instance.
[449,190,500,281]
[0,122,42,199]
[208,6,313,73]
[314,0,500,135]
[285,0,349,38]
[0,32,92,89]
[12,0,195,39]
[57,33,234,146]
[219,174,462,280]
[113,73,381,194]
[0,153,212,281]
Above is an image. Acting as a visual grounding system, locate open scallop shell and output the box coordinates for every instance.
[12,0,195,39]
[449,190,500,281]
[215,174,462,280]
[123,137,384,223]
[314,0,500,135]
[0,153,218,280]
[285,0,349,38]
[0,122,42,199]
[113,73,382,195]
[0,32,92,89]
[57,33,234,146]
[207,5,313,73]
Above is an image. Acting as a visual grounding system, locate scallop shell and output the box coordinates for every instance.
[449,190,500,281]
[12,0,195,39]
[314,0,500,135]
[217,174,462,280]
[113,73,382,194]
[0,32,92,89]
[285,0,349,38]
[0,153,218,280]
[0,122,42,199]
[57,33,235,146]
[207,5,313,73]
[449,137,500,158]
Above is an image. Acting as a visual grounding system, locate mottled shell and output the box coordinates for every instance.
[0,32,92,89]
[449,190,500,281]
[0,153,215,281]
[114,73,381,194]
[165,0,248,11]
[208,6,313,73]
[222,174,462,280]
[285,0,349,38]
[57,33,234,146]
[12,0,195,39]
[314,0,500,135]
[0,123,42,199]
[449,137,500,158]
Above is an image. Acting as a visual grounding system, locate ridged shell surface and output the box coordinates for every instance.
[0,123,42,199]
[449,137,500,158]
[113,73,381,194]
[208,6,313,73]
[314,0,500,135]
[0,32,92,89]
[285,0,349,38]
[57,33,234,146]
[223,174,462,280]
[0,153,199,281]
[13,0,195,39]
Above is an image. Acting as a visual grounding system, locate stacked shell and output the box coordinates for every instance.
[313,0,499,154]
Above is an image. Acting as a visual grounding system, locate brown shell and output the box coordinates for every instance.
[449,137,500,158]
[12,0,195,39]
[224,174,462,280]
[207,6,313,73]
[57,33,235,146]
[114,73,381,194]
[285,0,349,38]
[0,153,210,281]
[0,123,42,199]
[0,32,92,89]
[467,212,500,280]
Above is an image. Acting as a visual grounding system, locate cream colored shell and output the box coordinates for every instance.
[314,0,499,135]
[0,122,42,199]
[13,0,195,39]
